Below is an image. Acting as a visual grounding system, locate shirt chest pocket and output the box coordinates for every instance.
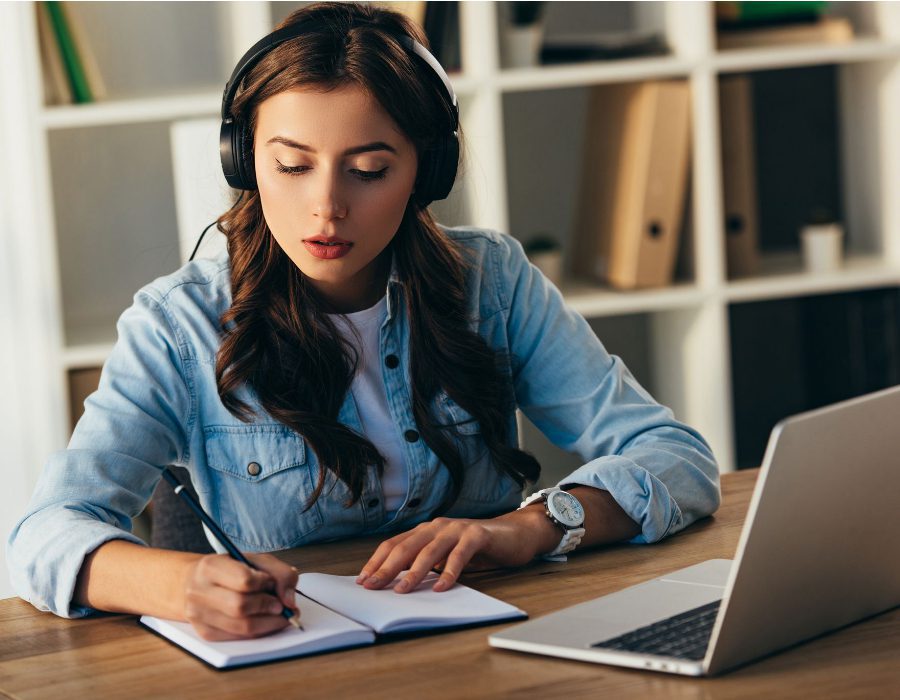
[203,425,324,551]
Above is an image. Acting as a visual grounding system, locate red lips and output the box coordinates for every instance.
[303,237,353,259]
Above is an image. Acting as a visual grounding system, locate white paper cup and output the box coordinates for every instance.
[800,223,844,273]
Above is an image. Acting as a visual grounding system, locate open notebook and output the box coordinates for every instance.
[140,571,526,669]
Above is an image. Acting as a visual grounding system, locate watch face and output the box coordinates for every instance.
[547,490,584,528]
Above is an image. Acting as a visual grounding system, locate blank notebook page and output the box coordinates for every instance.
[297,572,526,633]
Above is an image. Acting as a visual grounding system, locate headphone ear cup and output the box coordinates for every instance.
[220,118,256,190]
[220,119,242,189]
[414,133,458,207]
[219,119,256,190]
[237,120,257,190]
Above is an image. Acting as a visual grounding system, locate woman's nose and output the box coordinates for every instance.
[312,173,348,220]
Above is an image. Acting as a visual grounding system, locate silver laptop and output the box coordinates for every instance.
[490,385,900,676]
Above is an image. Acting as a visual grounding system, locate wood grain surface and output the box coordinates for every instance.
[1,469,897,699]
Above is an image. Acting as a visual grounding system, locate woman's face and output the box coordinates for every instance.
[254,84,418,312]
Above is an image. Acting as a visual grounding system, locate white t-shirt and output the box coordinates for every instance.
[331,296,408,515]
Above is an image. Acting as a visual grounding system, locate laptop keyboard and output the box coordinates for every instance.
[591,600,722,661]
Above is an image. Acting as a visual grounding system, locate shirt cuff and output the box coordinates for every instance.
[11,519,147,619]
[557,456,681,544]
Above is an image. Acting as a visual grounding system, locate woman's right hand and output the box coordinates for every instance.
[182,552,300,641]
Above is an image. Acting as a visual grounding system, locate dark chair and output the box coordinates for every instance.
[149,466,214,554]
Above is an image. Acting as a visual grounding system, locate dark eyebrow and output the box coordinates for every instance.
[265,136,397,156]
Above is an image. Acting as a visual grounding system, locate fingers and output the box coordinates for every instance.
[245,553,300,609]
[356,530,417,586]
[191,604,293,641]
[184,553,301,640]
[357,519,489,594]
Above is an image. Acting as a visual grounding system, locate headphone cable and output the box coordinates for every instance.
[188,220,220,263]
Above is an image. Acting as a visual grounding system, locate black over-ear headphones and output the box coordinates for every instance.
[219,18,460,207]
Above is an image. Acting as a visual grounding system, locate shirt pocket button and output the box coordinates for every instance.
[247,461,261,477]
[404,429,420,443]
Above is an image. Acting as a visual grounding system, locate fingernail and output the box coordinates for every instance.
[356,572,368,585]
[273,602,284,614]
[365,575,381,587]
[291,566,300,575]
[395,579,410,593]
[433,578,449,592]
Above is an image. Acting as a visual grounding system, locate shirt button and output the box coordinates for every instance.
[408,497,421,508]
[367,498,380,508]
[404,429,420,443]
[385,354,400,369]
[247,462,261,477]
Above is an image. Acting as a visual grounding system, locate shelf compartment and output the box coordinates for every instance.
[729,286,900,468]
[504,82,697,296]
[720,59,900,283]
[52,2,230,104]
[48,121,182,349]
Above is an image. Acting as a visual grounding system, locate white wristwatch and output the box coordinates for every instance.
[519,487,586,561]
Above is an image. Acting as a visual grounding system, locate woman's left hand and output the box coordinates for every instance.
[355,507,560,593]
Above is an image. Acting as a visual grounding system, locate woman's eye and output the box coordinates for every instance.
[275,161,309,176]
[350,167,388,182]
[274,162,387,181]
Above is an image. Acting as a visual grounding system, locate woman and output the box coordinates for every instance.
[8,2,719,642]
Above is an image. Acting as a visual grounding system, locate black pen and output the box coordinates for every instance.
[160,467,303,631]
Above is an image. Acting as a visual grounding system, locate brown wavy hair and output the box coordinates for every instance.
[214,2,540,514]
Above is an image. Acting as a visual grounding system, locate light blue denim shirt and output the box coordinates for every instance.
[7,227,720,617]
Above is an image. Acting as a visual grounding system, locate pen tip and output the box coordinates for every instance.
[289,616,304,631]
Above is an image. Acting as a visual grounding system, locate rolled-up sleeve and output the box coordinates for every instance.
[6,289,191,617]
[499,235,720,543]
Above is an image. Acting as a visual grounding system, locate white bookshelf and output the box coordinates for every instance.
[4,0,900,489]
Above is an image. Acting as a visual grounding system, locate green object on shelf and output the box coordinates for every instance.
[45,2,92,104]
[718,1,829,25]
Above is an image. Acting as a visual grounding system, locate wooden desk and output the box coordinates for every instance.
[1,469,897,699]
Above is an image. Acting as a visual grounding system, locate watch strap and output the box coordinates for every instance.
[546,526,585,558]
[519,487,556,510]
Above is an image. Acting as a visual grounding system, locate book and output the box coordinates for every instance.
[36,2,73,105]
[573,80,691,289]
[424,1,461,73]
[716,1,828,26]
[752,65,842,252]
[140,571,526,669]
[44,1,93,103]
[717,16,853,51]
[64,1,108,101]
[540,31,668,63]
[719,75,759,278]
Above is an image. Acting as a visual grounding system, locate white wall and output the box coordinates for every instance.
[0,5,69,600]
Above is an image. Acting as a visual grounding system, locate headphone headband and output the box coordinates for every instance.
[219,15,460,204]
[221,20,458,127]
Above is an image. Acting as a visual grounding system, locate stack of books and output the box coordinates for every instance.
[716,1,854,51]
